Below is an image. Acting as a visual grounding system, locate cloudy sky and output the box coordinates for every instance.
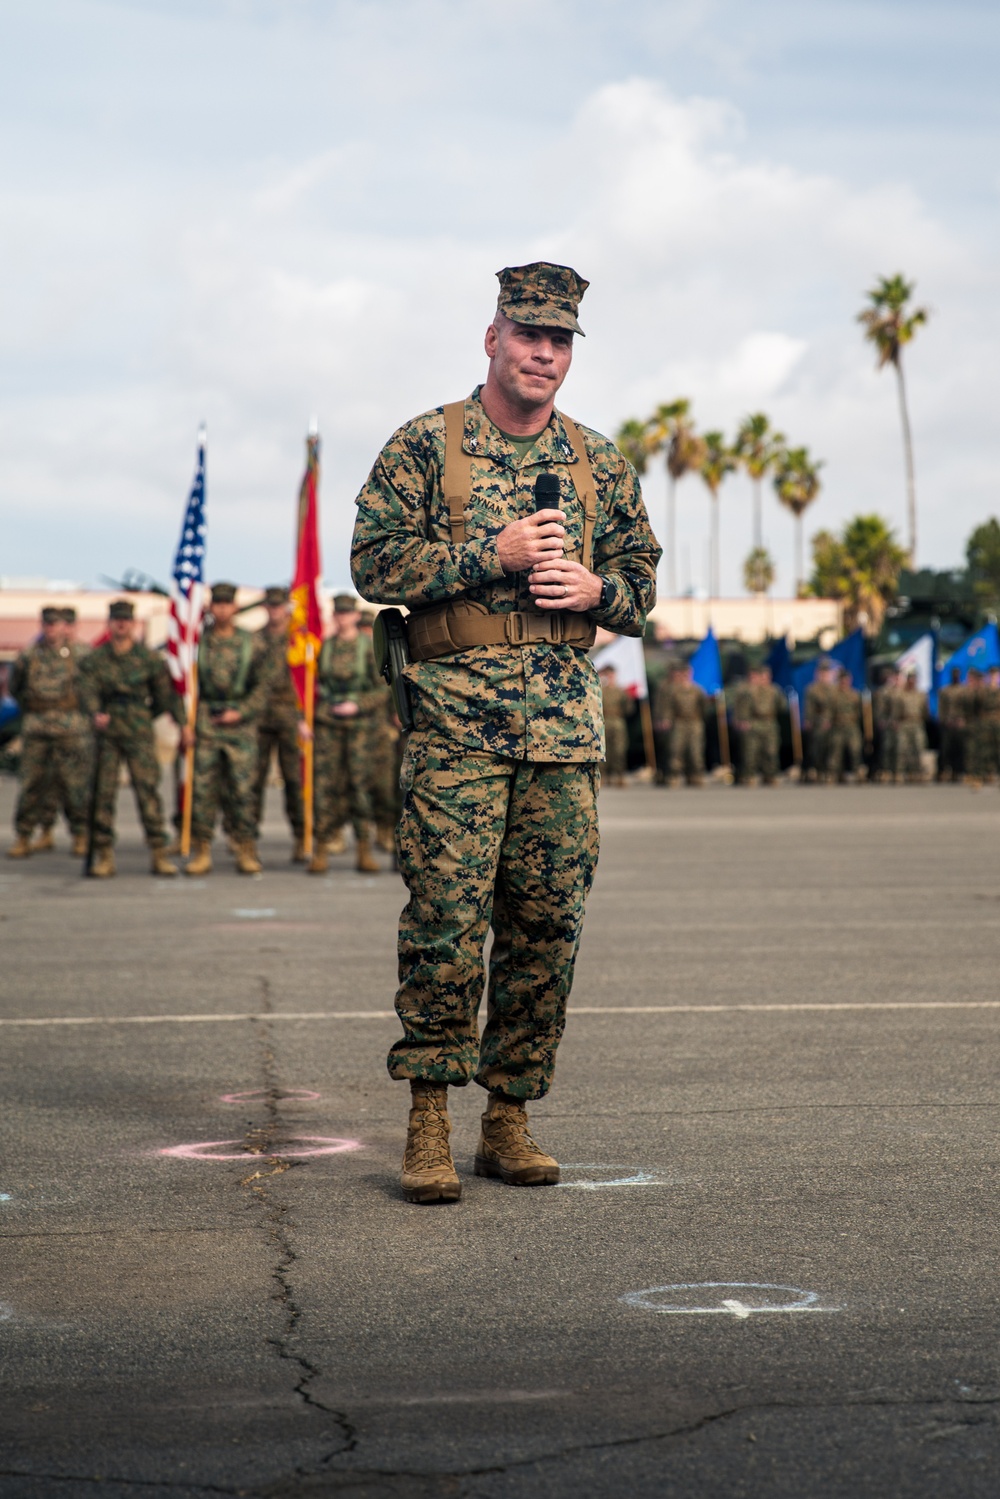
[2,0,998,597]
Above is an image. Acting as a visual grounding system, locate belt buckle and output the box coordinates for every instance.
[505,613,526,644]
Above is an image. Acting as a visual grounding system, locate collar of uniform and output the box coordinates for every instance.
[460,386,579,468]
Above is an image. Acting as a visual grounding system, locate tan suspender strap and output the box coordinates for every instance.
[442,401,471,546]
[559,412,599,573]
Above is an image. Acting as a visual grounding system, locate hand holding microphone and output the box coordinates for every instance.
[496,473,565,573]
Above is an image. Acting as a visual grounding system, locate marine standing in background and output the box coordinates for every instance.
[978,666,1000,783]
[32,605,88,852]
[186,582,274,876]
[827,668,863,782]
[963,668,984,787]
[351,260,659,1204]
[804,660,836,782]
[893,669,928,782]
[873,669,900,782]
[79,600,190,877]
[733,665,782,785]
[308,594,384,876]
[7,606,92,859]
[598,664,633,786]
[251,586,306,861]
[359,606,403,854]
[654,664,706,785]
[936,667,967,782]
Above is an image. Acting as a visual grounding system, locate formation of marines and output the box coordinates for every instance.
[5,587,400,875]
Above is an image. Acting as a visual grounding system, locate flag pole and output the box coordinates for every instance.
[789,689,803,769]
[180,660,198,857]
[639,697,656,772]
[302,638,315,858]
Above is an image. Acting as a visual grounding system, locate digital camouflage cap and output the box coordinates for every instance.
[263,586,289,607]
[108,599,134,620]
[495,262,589,336]
[211,582,237,604]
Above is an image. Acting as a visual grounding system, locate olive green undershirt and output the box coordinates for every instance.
[499,427,547,462]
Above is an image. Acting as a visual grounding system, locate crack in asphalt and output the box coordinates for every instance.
[244,979,358,1471]
[0,1471,241,1494]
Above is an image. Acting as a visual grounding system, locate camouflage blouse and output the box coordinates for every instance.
[351,388,660,761]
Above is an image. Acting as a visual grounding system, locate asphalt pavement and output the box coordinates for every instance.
[0,775,998,1497]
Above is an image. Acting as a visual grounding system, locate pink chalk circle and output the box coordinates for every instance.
[158,1136,361,1161]
[219,1089,321,1104]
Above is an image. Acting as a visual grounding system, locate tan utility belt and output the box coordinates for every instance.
[408,601,595,663]
[25,695,79,713]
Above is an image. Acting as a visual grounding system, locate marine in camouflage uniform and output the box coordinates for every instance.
[976,668,1000,782]
[893,671,928,780]
[351,261,659,1203]
[78,599,187,876]
[732,666,782,784]
[598,665,633,785]
[186,583,275,875]
[653,665,705,784]
[873,670,900,782]
[936,668,966,782]
[251,586,305,858]
[33,605,86,851]
[309,594,384,875]
[826,669,863,782]
[804,663,837,782]
[7,607,92,859]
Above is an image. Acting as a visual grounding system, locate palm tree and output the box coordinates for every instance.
[698,431,737,597]
[743,546,776,595]
[774,446,823,594]
[735,413,785,552]
[857,273,929,564]
[809,515,907,634]
[644,400,700,597]
[614,418,650,476]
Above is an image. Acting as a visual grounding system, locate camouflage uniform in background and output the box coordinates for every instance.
[599,674,633,784]
[654,673,706,784]
[804,671,836,781]
[936,676,966,780]
[893,679,928,780]
[733,674,782,783]
[827,675,863,781]
[9,635,92,843]
[962,671,985,782]
[874,676,899,781]
[79,634,184,851]
[191,626,274,845]
[251,624,304,844]
[313,632,384,843]
[351,383,659,1099]
[976,672,1000,781]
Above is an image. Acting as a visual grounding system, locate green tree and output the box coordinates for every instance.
[743,546,776,595]
[966,518,1000,607]
[614,418,650,476]
[735,413,785,552]
[857,273,930,564]
[809,514,907,635]
[698,431,737,597]
[774,446,823,593]
[647,399,704,597]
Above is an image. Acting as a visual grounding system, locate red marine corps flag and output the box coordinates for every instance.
[288,424,323,856]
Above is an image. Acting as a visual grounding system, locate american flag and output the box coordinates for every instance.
[166,427,207,703]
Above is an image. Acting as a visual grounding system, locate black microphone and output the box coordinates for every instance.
[534,473,560,512]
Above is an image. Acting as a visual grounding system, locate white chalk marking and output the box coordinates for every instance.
[558,1164,675,1190]
[232,908,277,920]
[621,1282,841,1317]
[0,1000,997,1028]
[0,1193,11,1202]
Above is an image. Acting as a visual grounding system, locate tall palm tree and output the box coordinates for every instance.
[857,273,929,564]
[698,431,737,598]
[614,418,651,476]
[774,446,823,594]
[735,413,785,552]
[643,400,691,597]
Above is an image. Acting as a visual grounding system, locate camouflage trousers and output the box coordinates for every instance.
[938,726,966,779]
[191,726,259,844]
[603,718,628,778]
[739,723,779,781]
[826,726,863,779]
[252,715,303,838]
[368,717,402,828]
[314,721,373,842]
[92,725,169,849]
[389,733,600,1100]
[668,721,704,780]
[893,724,926,779]
[971,719,1000,779]
[14,733,92,839]
[806,727,831,779]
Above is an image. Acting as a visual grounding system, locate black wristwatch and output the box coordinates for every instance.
[597,575,615,611]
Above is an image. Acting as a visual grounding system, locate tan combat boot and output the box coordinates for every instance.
[71,833,88,857]
[6,835,32,859]
[375,824,395,854]
[355,838,380,874]
[400,1083,461,1204]
[234,841,263,875]
[327,827,348,855]
[475,1093,560,1186]
[308,844,329,874]
[89,847,116,879]
[30,829,55,853]
[150,847,178,877]
[185,840,213,876]
[291,837,307,863]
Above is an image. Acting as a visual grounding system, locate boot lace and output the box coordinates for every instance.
[406,1096,453,1171]
[486,1102,545,1158]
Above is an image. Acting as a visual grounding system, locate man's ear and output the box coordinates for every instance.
[484,321,499,357]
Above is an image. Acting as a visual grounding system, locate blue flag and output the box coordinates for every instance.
[791,627,867,699]
[940,622,1000,685]
[690,627,723,696]
[766,637,794,694]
